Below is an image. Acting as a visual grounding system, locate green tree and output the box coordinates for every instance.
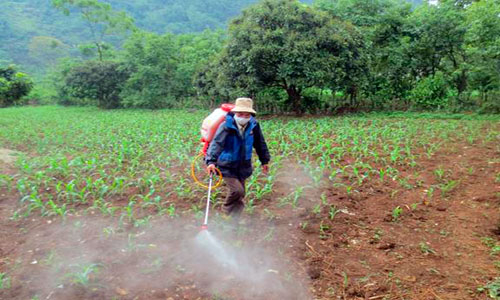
[464,0,500,109]
[313,0,409,27]
[204,0,367,114]
[120,32,181,109]
[407,3,466,79]
[0,65,33,107]
[176,30,226,99]
[314,0,413,108]
[52,0,135,61]
[59,61,129,108]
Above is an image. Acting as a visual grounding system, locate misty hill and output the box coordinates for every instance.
[0,0,262,71]
[0,0,421,74]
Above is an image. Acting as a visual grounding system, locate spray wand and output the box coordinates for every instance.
[201,173,213,231]
[191,154,222,231]
[191,150,222,231]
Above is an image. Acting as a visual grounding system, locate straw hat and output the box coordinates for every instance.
[231,97,256,114]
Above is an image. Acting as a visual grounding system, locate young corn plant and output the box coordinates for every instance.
[319,221,330,240]
[477,277,500,299]
[440,180,459,197]
[63,263,102,287]
[392,206,403,222]
[0,272,11,289]
[291,186,305,209]
[329,205,339,220]
[434,167,445,182]
[419,242,436,255]
[46,200,68,219]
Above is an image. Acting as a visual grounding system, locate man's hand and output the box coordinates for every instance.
[262,164,269,175]
[206,164,216,175]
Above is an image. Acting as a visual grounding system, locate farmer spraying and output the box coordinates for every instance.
[205,98,270,217]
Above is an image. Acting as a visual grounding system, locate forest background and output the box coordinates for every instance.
[0,0,498,114]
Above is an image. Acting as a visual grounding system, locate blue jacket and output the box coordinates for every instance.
[206,113,270,179]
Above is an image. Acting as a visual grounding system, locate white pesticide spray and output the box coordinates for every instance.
[192,174,294,297]
[195,230,239,270]
[8,171,309,299]
[196,173,239,270]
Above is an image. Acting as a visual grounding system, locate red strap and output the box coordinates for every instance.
[201,141,209,155]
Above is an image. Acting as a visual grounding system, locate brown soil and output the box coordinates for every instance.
[0,137,499,300]
[0,148,19,165]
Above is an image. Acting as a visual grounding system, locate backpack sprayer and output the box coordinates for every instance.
[191,103,235,230]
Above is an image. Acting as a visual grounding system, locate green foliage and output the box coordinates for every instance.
[199,0,367,114]
[0,0,258,75]
[58,60,129,108]
[0,0,498,113]
[392,206,403,221]
[464,0,500,108]
[0,65,33,107]
[407,72,453,110]
[315,0,414,109]
[63,263,102,286]
[119,32,181,109]
[477,277,500,299]
[26,80,59,105]
[314,0,410,27]
[0,272,11,289]
[120,29,225,109]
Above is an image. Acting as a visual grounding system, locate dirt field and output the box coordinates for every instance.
[0,111,499,300]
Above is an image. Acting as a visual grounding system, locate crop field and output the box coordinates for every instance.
[0,106,499,300]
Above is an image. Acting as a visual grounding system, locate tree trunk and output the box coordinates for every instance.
[348,84,358,108]
[456,69,467,96]
[286,85,302,115]
[96,42,103,62]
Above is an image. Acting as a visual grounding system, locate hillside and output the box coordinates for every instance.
[0,0,262,75]
[0,0,421,75]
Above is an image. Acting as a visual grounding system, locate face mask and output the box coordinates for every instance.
[234,116,250,126]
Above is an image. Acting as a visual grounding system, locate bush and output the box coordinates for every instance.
[407,72,452,110]
[0,65,33,107]
[59,61,129,109]
[478,91,500,114]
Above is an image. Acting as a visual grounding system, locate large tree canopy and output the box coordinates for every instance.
[205,0,367,114]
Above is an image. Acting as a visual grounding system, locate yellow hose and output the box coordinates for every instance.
[191,153,223,190]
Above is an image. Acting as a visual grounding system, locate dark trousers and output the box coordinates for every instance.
[223,177,246,217]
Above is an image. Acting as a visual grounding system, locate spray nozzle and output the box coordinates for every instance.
[200,224,208,231]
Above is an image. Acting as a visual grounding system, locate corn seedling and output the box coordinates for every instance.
[440,180,459,197]
[262,227,275,242]
[434,167,445,182]
[477,277,500,299]
[0,273,11,289]
[392,206,403,222]
[312,203,321,215]
[41,250,57,266]
[166,203,177,217]
[319,221,330,239]
[134,215,152,228]
[419,242,436,255]
[320,192,328,205]
[291,186,305,208]
[329,205,339,220]
[263,208,275,220]
[373,228,383,243]
[64,263,102,287]
[301,221,308,230]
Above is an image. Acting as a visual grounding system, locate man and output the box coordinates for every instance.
[206,98,270,217]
